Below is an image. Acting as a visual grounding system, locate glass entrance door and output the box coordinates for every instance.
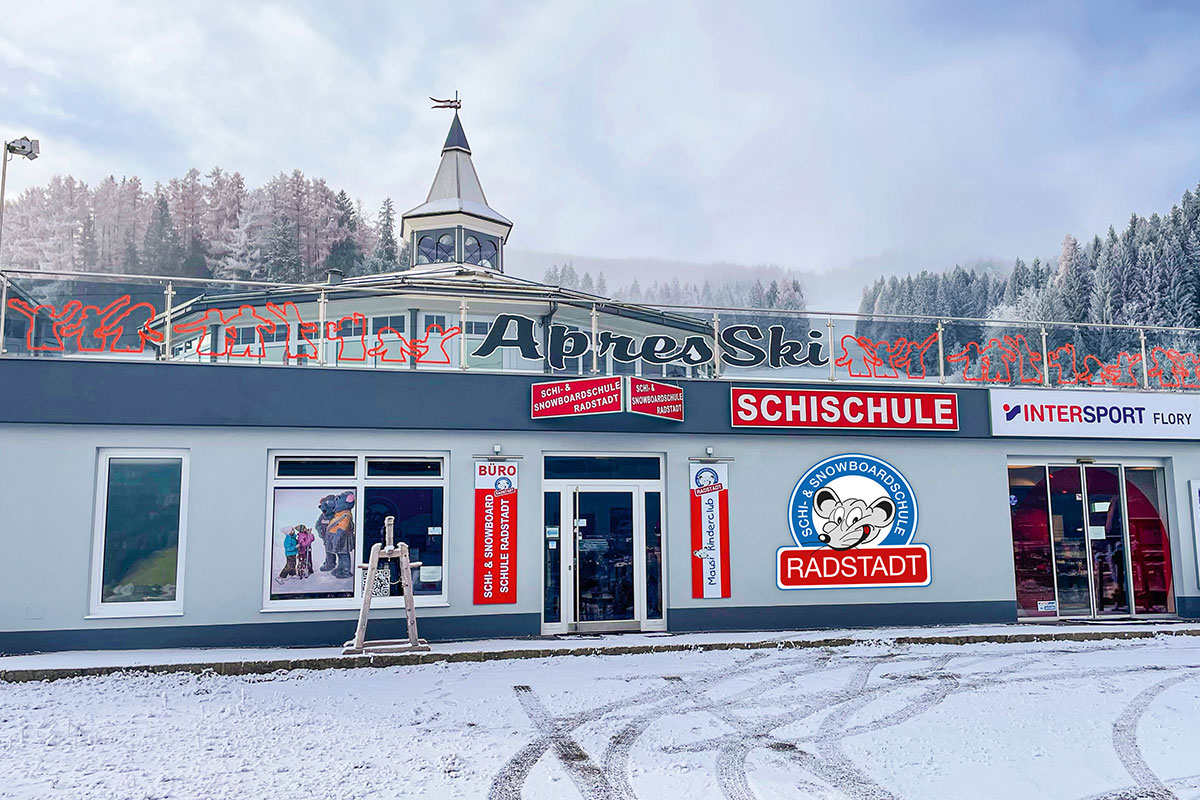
[574,490,636,625]
[1008,463,1175,619]
[541,482,665,633]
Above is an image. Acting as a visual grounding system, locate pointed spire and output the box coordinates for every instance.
[443,112,471,154]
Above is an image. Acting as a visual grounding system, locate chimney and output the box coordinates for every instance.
[325,268,345,285]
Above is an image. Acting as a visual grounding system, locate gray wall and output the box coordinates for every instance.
[3,421,1198,652]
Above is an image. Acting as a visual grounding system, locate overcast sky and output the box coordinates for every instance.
[3,0,1200,275]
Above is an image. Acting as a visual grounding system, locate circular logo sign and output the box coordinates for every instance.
[788,453,917,550]
[694,467,720,489]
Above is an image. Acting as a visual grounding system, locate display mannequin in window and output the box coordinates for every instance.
[324,491,357,579]
[316,495,338,573]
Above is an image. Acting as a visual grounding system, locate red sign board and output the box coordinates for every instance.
[474,460,518,604]
[531,377,624,419]
[776,545,931,589]
[731,387,958,431]
[628,378,685,421]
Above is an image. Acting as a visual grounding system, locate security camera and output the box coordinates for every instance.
[5,137,39,160]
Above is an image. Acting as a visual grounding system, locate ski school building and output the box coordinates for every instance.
[2,117,1200,654]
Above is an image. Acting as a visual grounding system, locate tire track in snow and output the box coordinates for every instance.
[1108,670,1200,800]
[510,684,620,800]
[490,651,776,800]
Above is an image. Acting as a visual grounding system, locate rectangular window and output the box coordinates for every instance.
[372,315,407,334]
[544,491,561,623]
[423,314,447,331]
[266,453,448,608]
[367,459,442,478]
[362,487,445,596]
[544,456,661,481]
[91,450,188,616]
[466,320,491,336]
[338,318,365,337]
[277,459,356,478]
[1125,467,1175,614]
[1007,465,1056,618]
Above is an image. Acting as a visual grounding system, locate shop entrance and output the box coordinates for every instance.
[1007,462,1175,619]
[541,456,665,634]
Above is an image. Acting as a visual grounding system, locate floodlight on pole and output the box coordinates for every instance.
[0,136,42,270]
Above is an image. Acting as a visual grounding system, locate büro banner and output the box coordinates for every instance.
[990,388,1200,439]
[474,460,518,604]
[731,387,958,431]
[531,377,624,419]
[778,453,931,590]
[690,463,731,598]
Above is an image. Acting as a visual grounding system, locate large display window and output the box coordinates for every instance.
[263,453,449,610]
[1007,462,1175,618]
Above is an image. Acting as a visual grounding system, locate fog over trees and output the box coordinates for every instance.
[542,262,809,313]
[859,181,1200,331]
[0,168,407,282]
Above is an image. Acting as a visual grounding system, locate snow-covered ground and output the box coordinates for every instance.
[3,635,1199,799]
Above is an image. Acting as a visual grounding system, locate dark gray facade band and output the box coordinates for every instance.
[668,600,1020,632]
[0,613,544,656]
[0,358,992,438]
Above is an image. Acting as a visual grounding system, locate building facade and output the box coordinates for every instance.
[1,116,1198,654]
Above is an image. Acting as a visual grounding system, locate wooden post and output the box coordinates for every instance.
[399,541,420,648]
[350,543,382,653]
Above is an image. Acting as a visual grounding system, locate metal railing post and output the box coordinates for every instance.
[459,298,468,370]
[711,312,721,379]
[936,320,945,384]
[1040,326,1050,387]
[161,281,174,361]
[317,289,328,366]
[827,317,836,381]
[1139,329,1149,389]
[0,274,8,355]
[590,304,600,374]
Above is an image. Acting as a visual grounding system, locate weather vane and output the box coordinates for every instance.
[430,91,461,110]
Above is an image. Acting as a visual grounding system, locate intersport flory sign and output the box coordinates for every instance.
[989,388,1200,439]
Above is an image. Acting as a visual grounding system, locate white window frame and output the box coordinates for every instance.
[89,448,190,618]
[261,450,451,612]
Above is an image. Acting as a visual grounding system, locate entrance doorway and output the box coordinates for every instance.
[542,456,665,633]
[1007,463,1175,619]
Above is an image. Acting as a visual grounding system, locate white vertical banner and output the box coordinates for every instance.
[690,462,731,599]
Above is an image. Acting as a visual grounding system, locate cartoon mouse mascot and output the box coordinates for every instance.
[325,490,357,579]
[813,486,895,550]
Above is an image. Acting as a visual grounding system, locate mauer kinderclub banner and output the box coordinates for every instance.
[474,461,518,604]
[690,462,731,599]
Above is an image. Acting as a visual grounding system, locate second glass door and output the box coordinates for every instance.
[1010,463,1173,618]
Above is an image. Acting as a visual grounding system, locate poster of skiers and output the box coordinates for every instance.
[270,488,357,599]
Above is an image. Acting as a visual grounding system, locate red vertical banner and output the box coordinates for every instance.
[690,462,731,599]
[474,460,518,604]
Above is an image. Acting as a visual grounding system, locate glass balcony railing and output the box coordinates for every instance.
[4,266,1200,392]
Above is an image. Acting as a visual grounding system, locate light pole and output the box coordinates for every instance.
[0,136,41,267]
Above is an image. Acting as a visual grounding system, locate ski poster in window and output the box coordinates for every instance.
[690,462,731,598]
[271,487,356,600]
[474,460,518,603]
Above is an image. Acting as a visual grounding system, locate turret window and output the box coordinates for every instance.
[463,232,500,269]
[416,236,436,265]
[436,233,455,262]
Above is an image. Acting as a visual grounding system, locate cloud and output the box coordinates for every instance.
[3,0,1200,276]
